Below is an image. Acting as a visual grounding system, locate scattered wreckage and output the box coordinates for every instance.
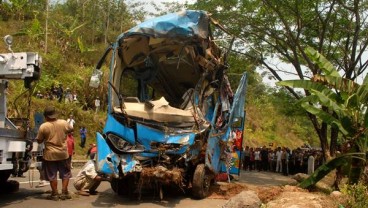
[90,10,247,199]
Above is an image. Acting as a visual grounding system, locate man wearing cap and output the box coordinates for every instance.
[37,106,73,200]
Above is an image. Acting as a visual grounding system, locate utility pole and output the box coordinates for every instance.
[104,0,110,44]
[45,0,49,53]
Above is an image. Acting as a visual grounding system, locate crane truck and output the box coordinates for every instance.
[0,35,41,192]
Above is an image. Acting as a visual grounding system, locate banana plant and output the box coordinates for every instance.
[277,47,368,188]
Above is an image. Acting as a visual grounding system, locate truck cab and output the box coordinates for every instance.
[0,35,41,188]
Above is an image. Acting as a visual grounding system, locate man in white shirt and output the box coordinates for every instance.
[254,148,261,171]
[66,114,75,128]
[74,160,105,196]
[94,97,100,113]
[275,147,283,173]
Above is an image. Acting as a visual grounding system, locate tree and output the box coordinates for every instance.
[278,47,368,187]
[192,0,368,158]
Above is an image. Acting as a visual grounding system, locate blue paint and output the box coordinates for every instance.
[136,123,166,148]
[96,132,119,174]
[121,154,139,174]
[92,9,248,190]
[103,114,135,144]
[118,10,208,39]
[205,135,222,173]
[136,123,195,154]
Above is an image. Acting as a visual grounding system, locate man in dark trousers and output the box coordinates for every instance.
[260,146,269,171]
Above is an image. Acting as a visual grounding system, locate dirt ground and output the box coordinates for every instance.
[207,170,341,207]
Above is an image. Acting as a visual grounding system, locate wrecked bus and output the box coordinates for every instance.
[90,10,247,199]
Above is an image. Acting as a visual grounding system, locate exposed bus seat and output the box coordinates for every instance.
[114,97,195,123]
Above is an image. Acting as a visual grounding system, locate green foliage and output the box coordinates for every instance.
[245,82,317,148]
[340,182,368,208]
[299,153,364,189]
[0,1,322,157]
[193,0,368,161]
[279,47,368,187]
[304,47,340,77]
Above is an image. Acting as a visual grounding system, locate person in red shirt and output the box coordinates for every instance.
[66,132,75,169]
[86,143,97,160]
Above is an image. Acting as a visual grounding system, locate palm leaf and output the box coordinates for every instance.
[363,74,368,85]
[301,102,349,135]
[277,80,332,93]
[312,75,359,95]
[311,89,343,113]
[356,82,368,104]
[298,95,319,104]
[299,153,365,189]
[345,94,360,110]
[305,47,340,77]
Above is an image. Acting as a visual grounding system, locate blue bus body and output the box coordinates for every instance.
[91,10,247,199]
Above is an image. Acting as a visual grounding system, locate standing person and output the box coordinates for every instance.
[79,126,87,148]
[66,132,75,169]
[72,91,78,103]
[36,106,73,200]
[94,97,101,113]
[35,143,49,188]
[275,147,283,173]
[249,147,255,171]
[295,149,304,173]
[243,146,250,171]
[34,112,49,188]
[64,88,73,103]
[281,147,289,176]
[268,150,275,172]
[260,146,269,171]
[57,84,64,103]
[66,114,75,128]
[254,147,261,171]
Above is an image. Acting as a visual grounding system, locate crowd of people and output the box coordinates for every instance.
[35,84,78,103]
[35,83,101,113]
[241,145,323,176]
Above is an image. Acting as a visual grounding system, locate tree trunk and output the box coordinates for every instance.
[307,112,329,161]
[330,125,339,157]
[320,122,330,161]
[333,166,343,190]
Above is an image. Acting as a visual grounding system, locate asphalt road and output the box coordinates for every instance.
[0,165,295,208]
[0,166,228,208]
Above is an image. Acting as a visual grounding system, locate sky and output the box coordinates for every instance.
[126,0,195,19]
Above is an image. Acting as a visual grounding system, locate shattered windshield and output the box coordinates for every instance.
[109,10,233,125]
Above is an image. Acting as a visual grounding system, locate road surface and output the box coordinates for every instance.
[0,166,295,208]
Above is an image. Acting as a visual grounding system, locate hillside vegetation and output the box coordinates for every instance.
[0,4,318,158]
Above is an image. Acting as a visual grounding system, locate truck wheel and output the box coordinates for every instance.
[192,164,210,199]
[0,170,11,183]
[111,178,129,195]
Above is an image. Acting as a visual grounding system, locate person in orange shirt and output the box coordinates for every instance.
[86,143,97,160]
